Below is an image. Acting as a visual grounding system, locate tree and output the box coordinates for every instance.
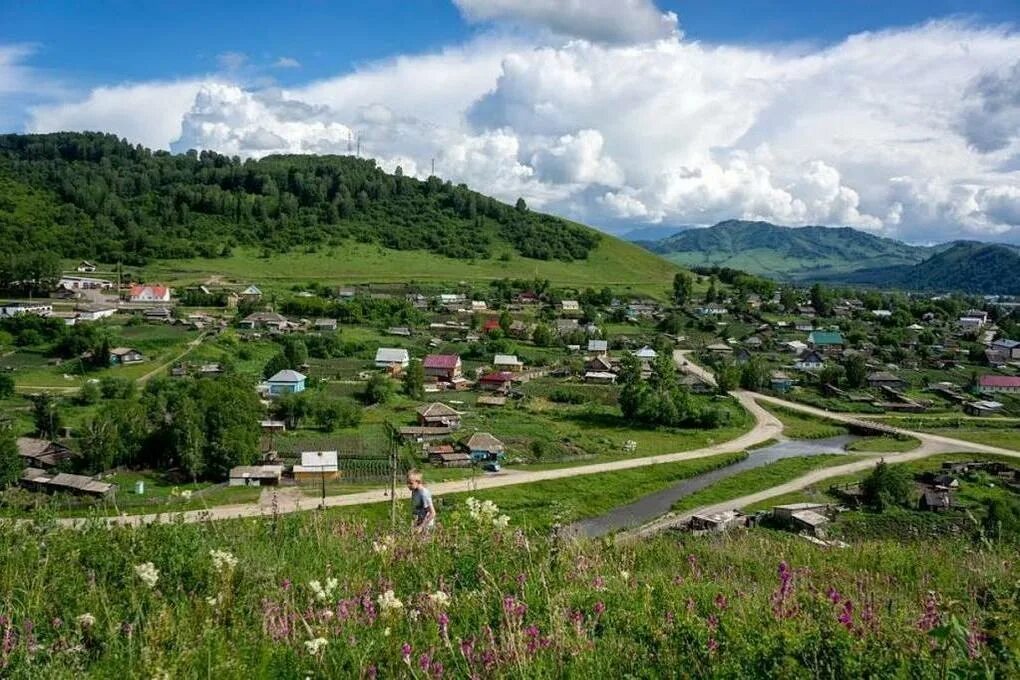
[739,357,770,391]
[810,283,830,317]
[843,354,867,389]
[31,394,63,439]
[363,373,394,405]
[818,364,845,389]
[313,394,362,431]
[673,271,694,306]
[0,429,21,488]
[402,359,425,399]
[716,361,741,393]
[704,276,718,303]
[499,310,513,334]
[263,352,291,379]
[861,461,913,511]
[982,497,1020,542]
[531,323,554,347]
[77,380,101,406]
[168,398,206,480]
[0,373,14,399]
[273,391,311,429]
[282,337,308,368]
[515,197,527,213]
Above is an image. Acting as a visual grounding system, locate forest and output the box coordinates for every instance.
[0,132,600,276]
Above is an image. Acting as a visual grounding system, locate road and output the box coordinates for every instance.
[674,349,717,386]
[137,332,208,384]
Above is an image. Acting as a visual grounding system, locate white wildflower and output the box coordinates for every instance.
[377,589,404,617]
[134,562,159,588]
[372,535,395,555]
[428,591,451,608]
[309,577,339,602]
[206,595,220,606]
[493,514,510,530]
[209,549,238,571]
[383,626,391,637]
[304,637,328,655]
[180,489,193,500]
[466,497,507,527]
[76,613,96,628]
[407,608,421,622]
[620,570,630,581]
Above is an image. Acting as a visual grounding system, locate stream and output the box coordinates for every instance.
[563,435,860,538]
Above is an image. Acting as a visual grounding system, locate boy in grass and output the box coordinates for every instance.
[406,469,436,534]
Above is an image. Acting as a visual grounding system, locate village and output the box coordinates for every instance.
[1,261,1019,524]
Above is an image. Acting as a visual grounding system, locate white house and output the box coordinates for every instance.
[75,304,117,321]
[58,275,114,290]
[561,300,581,314]
[795,350,825,371]
[76,260,97,273]
[293,451,339,481]
[493,354,524,372]
[129,284,171,303]
[375,348,410,370]
[1,301,53,318]
[633,346,658,360]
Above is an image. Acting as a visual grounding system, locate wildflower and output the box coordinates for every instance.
[707,637,719,654]
[593,601,606,616]
[180,489,193,500]
[437,612,449,636]
[384,627,391,637]
[309,577,339,602]
[967,620,985,659]
[210,549,238,571]
[429,591,451,608]
[916,592,940,632]
[304,637,328,655]
[592,575,606,591]
[619,570,630,581]
[493,514,510,530]
[377,590,404,617]
[281,579,292,591]
[401,642,412,663]
[134,562,159,588]
[372,535,395,555]
[838,600,854,630]
[827,587,842,604]
[408,609,420,622]
[75,613,96,628]
[714,593,728,610]
[206,595,220,607]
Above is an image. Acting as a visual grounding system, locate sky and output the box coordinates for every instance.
[2,0,1019,244]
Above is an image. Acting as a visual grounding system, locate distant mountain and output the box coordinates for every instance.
[645,220,936,282]
[621,225,689,243]
[838,242,1020,294]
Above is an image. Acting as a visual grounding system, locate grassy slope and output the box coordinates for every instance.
[140,232,683,297]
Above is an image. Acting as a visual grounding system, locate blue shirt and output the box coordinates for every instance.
[411,487,434,526]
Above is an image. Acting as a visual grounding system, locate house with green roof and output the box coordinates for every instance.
[807,330,844,349]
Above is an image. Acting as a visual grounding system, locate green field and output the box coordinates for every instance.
[763,404,849,440]
[140,237,684,297]
[846,435,922,453]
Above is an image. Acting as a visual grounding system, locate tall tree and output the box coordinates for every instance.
[672,271,694,306]
[402,359,425,399]
[0,429,22,488]
[31,394,63,439]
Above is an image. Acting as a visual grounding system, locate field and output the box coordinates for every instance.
[139,237,685,298]
[1,499,1016,677]
[763,404,848,440]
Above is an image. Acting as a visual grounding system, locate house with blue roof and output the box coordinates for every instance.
[266,369,306,397]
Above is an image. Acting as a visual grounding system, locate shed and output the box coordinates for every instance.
[416,402,462,428]
[229,465,284,486]
[466,432,505,463]
[293,451,339,481]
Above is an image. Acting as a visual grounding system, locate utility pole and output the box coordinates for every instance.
[431,158,435,176]
[389,426,398,528]
[318,450,326,510]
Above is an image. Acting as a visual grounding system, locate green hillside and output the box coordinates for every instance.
[841,241,1020,294]
[648,220,933,282]
[0,132,681,295]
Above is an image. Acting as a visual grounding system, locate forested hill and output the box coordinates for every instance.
[643,219,932,281]
[0,132,599,268]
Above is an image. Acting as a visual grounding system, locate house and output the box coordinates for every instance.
[584,371,617,384]
[129,284,171,303]
[1,301,53,318]
[266,369,307,396]
[797,305,817,317]
[696,304,727,316]
[292,451,339,482]
[587,339,609,355]
[991,339,1020,360]
[978,375,1020,394]
[514,291,540,305]
[471,300,488,312]
[772,503,831,537]
[260,419,287,433]
[493,354,524,372]
[554,319,579,335]
[743,336,763,349]
[198,363,224,376]
[423,354,462,382]
[397,426,457,442]
[416,402,462,429]
[479,371,515,392]
[964,400,1004,416]
[387,326,413,337]
[21,468,115,497]
[314,318,338,332]
[706,343,733,355]
[633,346,658,360]
[429,450,472,467]
[627,302,659,319]
[57,275,114,291]
[867,371,906,389]
[959,316,986,330]
[508,320,530,338]
[240,312,288,330]
[229,465,284,487]
[689,510,744,533]
[679,373,714,394]
[76,260,97,273]
[807,330,844,349]
[585,355,614,373]
[795,350,825,371]
[375,348,410,372]
[75,303,117,322]
[770,371,794,393]
[109,347,145,365]
[240,285,262,301]
[783,340,808,354]
[143,306,173,322]
[16,438,77,469]
[482,318,502,334]
[561,300,581,315]
[466,433,505,463]
[872,309,892,318]
[918,488,953,512]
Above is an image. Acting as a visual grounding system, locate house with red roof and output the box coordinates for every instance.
[482,318,502,333]
[479,371,515,393]
[129,284,171,303]
[423,354,462,382]
[978,375,1020,394]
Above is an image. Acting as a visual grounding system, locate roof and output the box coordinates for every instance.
[790,510,830,527]
[476,395,507,406]
[771,371,791,381]
[797,350,825,362]
[314,318,337,326]
[775,502,828,511]
[243,312,287,323]
[16,437,52,458]
[130,284,169,298]
[242,285,262,295]
[467,432,505,452]
[417,402,460,418]
[867,371,901,382]
[375,348,410,363]
[267,369,306,383]
[432,452,471,462]
[230,465,283,479]
[980,375,1020,388]
[634,346,657,359]
[480,371,515,383]
[588,340,608,351]
[561,300,580,309]
[110,346,141,356]
[299,450,338,468]
[423,354,460,369]
[493,354,521,365]
[808,331,844,345]
[992,339,1020,349]
[585,371,617,380]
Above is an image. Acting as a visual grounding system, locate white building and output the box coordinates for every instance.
[75,304,118,321]
[129,285,171,303]
[375,347,410,370]
[1,301,53,318]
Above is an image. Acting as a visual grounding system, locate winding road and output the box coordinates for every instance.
[38,353,1020,531]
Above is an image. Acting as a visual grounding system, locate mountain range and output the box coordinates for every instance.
[637,220,1020,294]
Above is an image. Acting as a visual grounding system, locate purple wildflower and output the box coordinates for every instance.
[838,601,854,630]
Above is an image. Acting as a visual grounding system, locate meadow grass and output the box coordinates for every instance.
[845,435,922,453]
[764,404,849,440]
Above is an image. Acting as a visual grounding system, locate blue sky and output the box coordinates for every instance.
[1,0,1019,243]
[4,0,1017,89]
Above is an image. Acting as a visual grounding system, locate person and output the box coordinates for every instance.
[406,469,436,534]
